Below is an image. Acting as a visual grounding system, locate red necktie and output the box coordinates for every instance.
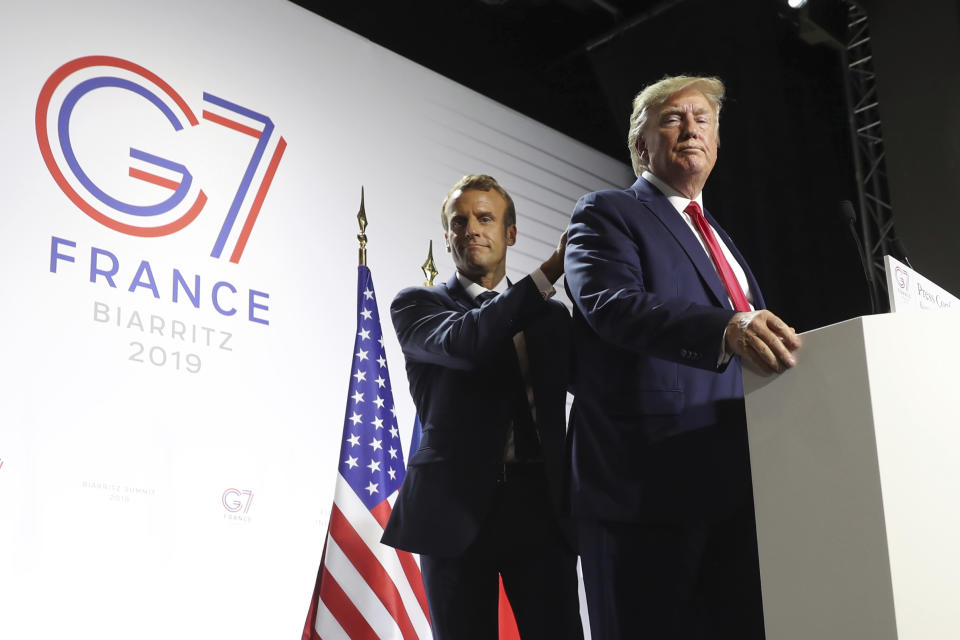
[684,201,752,312]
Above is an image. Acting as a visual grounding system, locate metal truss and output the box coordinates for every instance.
[840,0,897,310]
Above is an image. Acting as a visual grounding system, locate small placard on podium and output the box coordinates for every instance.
[884,255,958,312]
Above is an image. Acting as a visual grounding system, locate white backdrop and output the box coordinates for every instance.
[0,1,632,638]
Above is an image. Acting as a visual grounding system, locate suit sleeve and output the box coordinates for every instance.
[391,275,549,371]
[564,192,735,371]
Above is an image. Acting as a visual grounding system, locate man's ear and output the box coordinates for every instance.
[506,224,517,247]
[444,232,451,252]
[637,138,647,161]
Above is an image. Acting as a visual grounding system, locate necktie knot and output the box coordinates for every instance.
[476,290,497,305]
[684,200,703,218]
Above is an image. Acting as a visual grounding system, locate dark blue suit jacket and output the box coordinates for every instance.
[564,176,765,523]
[381,274,572,557]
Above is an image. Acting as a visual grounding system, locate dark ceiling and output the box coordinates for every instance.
[295,0,870,330]
[294,0,848,162]
[294,0,685,159]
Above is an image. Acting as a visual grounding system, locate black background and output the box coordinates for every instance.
[295,0,936,332]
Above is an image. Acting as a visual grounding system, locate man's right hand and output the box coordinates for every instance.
[540,229,568,284]
[725,310,802,375]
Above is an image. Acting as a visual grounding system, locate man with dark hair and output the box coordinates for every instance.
[565,76,803,639]
[383,174,582,639]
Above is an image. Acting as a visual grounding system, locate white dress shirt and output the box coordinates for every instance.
[642,171,755,311]
[642,171,760,363]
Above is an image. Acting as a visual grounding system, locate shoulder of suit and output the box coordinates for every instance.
[572,185,653,230]
[576,180,655,212]
[391,284,450,307]
[576,185,637,208]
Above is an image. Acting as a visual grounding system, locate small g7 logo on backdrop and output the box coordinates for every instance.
[36,55,287,263]
[895,265,909,291]
[222,488,254,514]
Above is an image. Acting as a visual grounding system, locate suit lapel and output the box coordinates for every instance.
[631,178,732,310]
[704,209,766,309]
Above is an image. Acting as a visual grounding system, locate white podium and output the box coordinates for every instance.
[743,312,960,640]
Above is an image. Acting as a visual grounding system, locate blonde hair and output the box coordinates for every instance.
[440,174,516,231]
[627,75,725,177]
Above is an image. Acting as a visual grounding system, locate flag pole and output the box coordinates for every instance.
[408,242,437,460]
[303,185,431,640]
[421,240,438,286]
[357,186,367,267]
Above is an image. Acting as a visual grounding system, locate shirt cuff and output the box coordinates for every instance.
[717,330,732,367]
[530,269,556,300]
[718,310,762,367]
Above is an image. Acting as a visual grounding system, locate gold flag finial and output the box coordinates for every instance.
[421,240,438,286]
[357,187,368,266]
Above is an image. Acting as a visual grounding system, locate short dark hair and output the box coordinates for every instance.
[440,174,516,231]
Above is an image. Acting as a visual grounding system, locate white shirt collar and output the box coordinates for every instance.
[642,170,704,216]
[456,271,507,300]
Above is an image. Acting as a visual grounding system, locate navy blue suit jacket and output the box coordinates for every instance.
[564,176,765,523]
[381,274,572,557]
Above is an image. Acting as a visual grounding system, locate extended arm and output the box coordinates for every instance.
[391,276,548,371]
[393,232,568,371]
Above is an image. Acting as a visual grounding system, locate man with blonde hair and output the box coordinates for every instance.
[564,76,802,638]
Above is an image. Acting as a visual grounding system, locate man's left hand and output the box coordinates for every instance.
[725,310,802,375]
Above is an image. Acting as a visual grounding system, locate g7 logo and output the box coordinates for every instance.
[36,55,287,264]
[222,488,254,514]
[895,265,909,291]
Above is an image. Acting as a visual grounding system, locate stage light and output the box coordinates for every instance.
[788,0,809,8]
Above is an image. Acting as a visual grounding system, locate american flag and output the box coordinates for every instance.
[303,265,431,640]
